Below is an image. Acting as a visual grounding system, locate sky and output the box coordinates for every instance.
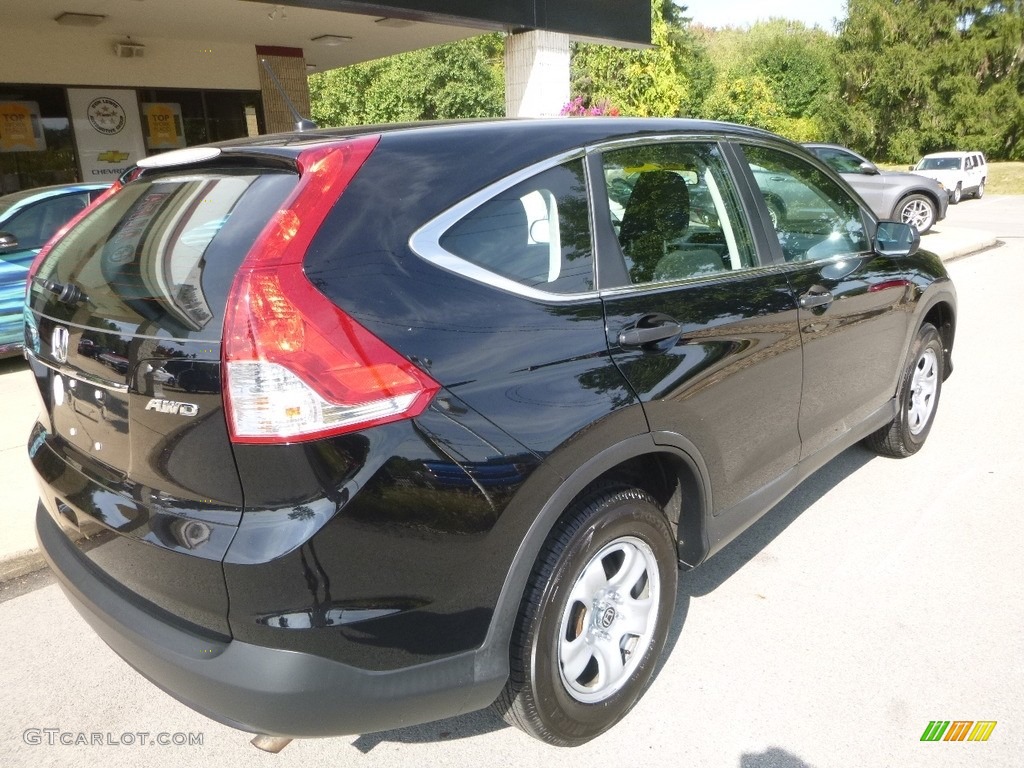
[685,0,848,31]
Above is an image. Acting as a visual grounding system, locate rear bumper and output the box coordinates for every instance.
[37,505,506,738]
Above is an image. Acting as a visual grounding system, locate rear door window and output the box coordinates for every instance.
[30,170,297,339]
[600,141,757,285]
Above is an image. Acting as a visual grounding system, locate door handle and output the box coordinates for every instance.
[618,321,682,347]
[798,289,834,310]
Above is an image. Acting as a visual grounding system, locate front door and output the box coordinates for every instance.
[737,143,914,459]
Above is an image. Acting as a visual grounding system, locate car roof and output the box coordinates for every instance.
[134,118,799,189]
[208,117,786,158]
[920,151,984,159]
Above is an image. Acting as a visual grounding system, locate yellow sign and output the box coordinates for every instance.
[142,103,186,150]
[97,151,131,163]
[0,101,46,152]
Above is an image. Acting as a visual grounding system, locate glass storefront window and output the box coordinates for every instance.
[1,85,263,194]
[137,89,263,153]
[0,85,78,194]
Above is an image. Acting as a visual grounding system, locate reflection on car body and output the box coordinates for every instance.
[0,182,110,356]
[26,119,956,751]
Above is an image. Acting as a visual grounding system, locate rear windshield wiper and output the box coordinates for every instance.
[33,277,89,307]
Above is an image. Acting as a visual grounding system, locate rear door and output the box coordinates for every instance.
[966,154,984,192]
[26,164,298,634]
[595,139,804,515]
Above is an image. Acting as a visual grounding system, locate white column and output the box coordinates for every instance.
[504,30,571,118]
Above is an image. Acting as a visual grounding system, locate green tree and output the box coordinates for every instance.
[570,1,713,116]
[745,20,837,120]
[830,0,1024,161]
[697,19,837,141]
[701,74,784,131]
[309,33,504,126]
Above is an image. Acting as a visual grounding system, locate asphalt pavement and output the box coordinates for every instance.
[0,195,1020,767]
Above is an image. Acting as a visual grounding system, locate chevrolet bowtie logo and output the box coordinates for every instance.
[97,150,130,163]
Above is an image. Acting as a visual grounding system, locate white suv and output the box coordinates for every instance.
[911,151,987,204]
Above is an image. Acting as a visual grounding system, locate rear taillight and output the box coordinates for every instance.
[223,135,440,444]
[25,180,123,290]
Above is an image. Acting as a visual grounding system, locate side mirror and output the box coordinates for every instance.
[858,161,879,176]
[0,231,19,251]
[874,221,920,257]
[908,165,915,171]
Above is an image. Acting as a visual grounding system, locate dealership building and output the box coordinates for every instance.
[1,0,648,194]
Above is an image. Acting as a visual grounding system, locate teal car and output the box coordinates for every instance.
[0,183,110,357]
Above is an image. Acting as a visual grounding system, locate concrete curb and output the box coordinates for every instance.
[923,225,1000,262]
[0,548,47,582]
[942,236,1000,262]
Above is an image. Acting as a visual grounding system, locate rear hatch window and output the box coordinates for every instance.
[29,169,297,339]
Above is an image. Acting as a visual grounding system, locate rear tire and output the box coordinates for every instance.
[864,323,944,458]
[495,486,677,746]
[975,179,985,199]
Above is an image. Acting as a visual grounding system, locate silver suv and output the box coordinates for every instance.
[804,144,948,234]
[911,151,988,204]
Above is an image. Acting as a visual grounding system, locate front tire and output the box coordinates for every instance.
[951,183,962,204]
[896,194,937,234]
[495,486,677,746]
[864,323,944,458]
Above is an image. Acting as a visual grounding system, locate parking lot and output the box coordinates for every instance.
[1,196,1022,767]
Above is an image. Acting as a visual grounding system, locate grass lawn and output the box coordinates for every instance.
[985,162,1024,195]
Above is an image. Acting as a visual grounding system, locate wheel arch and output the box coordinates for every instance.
[477,432,712,679]
[920,297,956,380]
[891,188,941,220]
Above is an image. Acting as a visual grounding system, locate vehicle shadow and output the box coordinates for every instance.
[740,746,816,767]
[0,354,29,376]
[349,707,509,752]
[678,446,876,598]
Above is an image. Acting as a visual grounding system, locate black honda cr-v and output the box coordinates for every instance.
[26,119,955,748]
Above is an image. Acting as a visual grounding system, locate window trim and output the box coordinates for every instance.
[408,148,600,304]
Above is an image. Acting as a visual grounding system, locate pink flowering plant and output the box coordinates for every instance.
[560,96,621,117]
